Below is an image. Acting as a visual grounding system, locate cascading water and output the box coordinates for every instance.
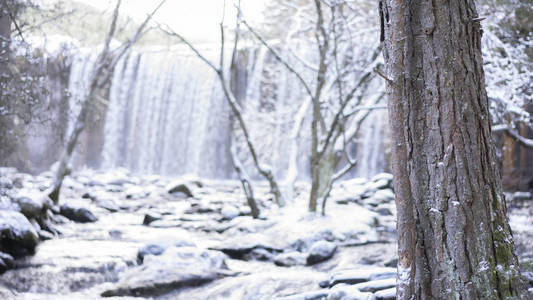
[100,48,232,177]
[63,44,389,180]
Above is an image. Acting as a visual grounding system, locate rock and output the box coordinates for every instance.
[0,177,13,189]
[370,173,393,185]
[384,258,398,268]
[13,189,52,219]
[523,271,533,286]
[307,240,337,265]
[212,235,282,259]
[38,230,54,241]
[221,205,240,220]
[0,195,19,211]
[327,284,376,300]
[371,189,395,204]
[245,248,274,261]
[512,191,532,201]
[354,278,396,293]
[364,180,389,194]
[327,268,396,287]
[291,229,339,252]
[276,290,329,300]
[125,186,151,199]
[137,244,165,264]
[374,287,396,299]
[102,247,226,297]
[60,204,98,223]
[0,210,39,257]
[0,252,14,273]
[166,181,194,198]
[137,239,196,263]
[274,251,308,267]
[143,212,162,225]
[375,208,392,216]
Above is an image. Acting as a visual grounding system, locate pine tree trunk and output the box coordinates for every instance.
[380,0,524,298]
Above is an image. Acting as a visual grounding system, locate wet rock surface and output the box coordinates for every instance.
[0,168,530,299]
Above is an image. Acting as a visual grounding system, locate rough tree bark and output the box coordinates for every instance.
[380,0,524,298]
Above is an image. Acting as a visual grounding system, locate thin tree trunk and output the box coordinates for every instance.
[48,0,165,203]
[380,0,524,298]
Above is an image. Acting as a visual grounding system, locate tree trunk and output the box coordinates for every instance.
[380,0,524,298]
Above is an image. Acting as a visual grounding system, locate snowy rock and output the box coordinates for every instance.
[0,252,14,274]
[353,278,396,293]
[374,287,396,299]
[0,177,13,190]
[60,204,98,223]
[83,191,119,212]
[13,189,52,219]
[276,290,329,300]
[512,191,532,201]
[0,210,39,257]
[212,235,282,259]
[371,189,395,204]
[166,180,194,198]
[274,251,308,267]
[370,173,393,185]
[221,205,240,220]
[327,268,396,287]
[125,185,151,199]
[143,212,162,225]
[245,248,274,261]
[327,284,376,300]
[0,196,20,211]
[307,240,337,265]
[102,247,227,297]
[137,239,196,263]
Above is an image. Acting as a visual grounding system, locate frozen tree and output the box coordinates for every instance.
[48,0,165,203]
[0,0,49,168]
[242,0,386,213]
[157,3,284,209]
[380,0,524,298]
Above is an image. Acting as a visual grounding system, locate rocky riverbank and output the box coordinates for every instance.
[0,168,531,299]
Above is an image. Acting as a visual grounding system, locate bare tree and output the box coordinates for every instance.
[48,0,165,203]
[240,0,386,213]
[157,4,283,208]
[380,0,524,298]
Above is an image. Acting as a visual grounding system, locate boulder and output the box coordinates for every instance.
[0,177,13,190]
[13,189,52,219]
[166,180,194,198]
[327,268,396,288]
[307,240,337,265]
[137,239,196,263]
[60,204,98,223]
[211,235,282,259]
[102,247,226,297]
[512,191,532,201]
[142,212,162,225]
[374,287,396,300]
[0,252,14,273]
[327,284,376,300]
[274,251,308,267]
[0,210,39,257]
[353,278,396,293]
[221,205,240,220]
[371,189,395,204]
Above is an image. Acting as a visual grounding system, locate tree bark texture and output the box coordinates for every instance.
[380,0,524,299]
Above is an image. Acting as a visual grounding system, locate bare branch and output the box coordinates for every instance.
[238,8,314,98]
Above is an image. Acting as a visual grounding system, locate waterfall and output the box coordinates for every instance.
[100,48,232,177]
[62,44,389,180]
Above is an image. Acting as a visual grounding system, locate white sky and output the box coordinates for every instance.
[77,0,267,42]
